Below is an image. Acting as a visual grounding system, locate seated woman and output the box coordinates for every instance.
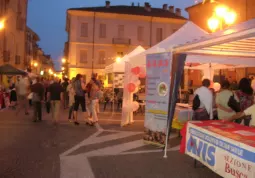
[192,79,213,121]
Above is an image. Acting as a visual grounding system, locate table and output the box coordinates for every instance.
[172,105,193,130]
[180,120,255,178]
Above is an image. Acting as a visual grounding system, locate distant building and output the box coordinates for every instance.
[65,1,186,81]
[0,0,28,69]
[26,27,40,71]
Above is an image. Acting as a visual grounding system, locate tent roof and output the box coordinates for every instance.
[174,18,255,65]
[105,46,145,73]
[129,21,208,66]
[0,64,26,75]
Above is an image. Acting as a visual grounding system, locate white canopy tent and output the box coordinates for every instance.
[163,18,255,158]
[129,21,208,67]
[105,46,145,74]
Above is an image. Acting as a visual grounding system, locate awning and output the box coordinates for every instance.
[174,18,255,65]
[0,64,26,75]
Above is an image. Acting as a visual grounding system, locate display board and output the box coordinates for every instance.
[144,52,172,146]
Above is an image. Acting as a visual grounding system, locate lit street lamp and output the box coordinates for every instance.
[0,20,4,30]
[207,5,237,32]
[62,58,66,64]
[116,57,121,63]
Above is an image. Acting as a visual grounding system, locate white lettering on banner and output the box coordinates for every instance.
[189,128,244,157]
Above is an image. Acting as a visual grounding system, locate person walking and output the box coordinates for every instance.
[67,78,75,121]
[73,74,86,125]
[47,77,64,125]
[62,78,69,109]
[16,74,30,115]
[30,77,44,122]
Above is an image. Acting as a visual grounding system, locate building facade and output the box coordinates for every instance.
[26,26,40,71]
[65,1,186,81]
[0,0,28,69]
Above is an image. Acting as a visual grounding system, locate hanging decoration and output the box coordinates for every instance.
[131,67,141,75]
[213,82,221,92]
[127,83,136,93]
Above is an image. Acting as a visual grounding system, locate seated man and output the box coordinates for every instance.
[226,104,255,126]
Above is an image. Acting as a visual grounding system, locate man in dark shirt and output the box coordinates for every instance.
[47,77,64,124]
[31,77,44,122]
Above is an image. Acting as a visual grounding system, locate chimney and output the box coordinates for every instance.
[105,1,110,8]
[175,8,181,16]
[131,2,134,6]
[163,4,168,10]
[144,2,151,12]
[169,6,174,13]
[138,2,140,7]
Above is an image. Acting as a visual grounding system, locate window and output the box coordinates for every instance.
[118,25,124,38]
[117,52,124,57]
[156,28,163,42]
[16,16,25,31]
[81,23,88,37]
[98,51,106,64]
[99,24,106,38]
[80,50,87,63]
[15,55,21,64]
[137,26,144,41]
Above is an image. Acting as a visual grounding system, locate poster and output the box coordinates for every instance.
[144,52,172,146]
[186,123,255,178]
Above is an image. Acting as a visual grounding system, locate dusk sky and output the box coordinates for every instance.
[27,0,195,69]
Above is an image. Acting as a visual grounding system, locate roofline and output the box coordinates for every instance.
[66,7,188,21]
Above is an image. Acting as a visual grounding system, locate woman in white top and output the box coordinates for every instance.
[193,79,213,120]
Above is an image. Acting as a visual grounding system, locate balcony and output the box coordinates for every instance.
[112,38,131,45]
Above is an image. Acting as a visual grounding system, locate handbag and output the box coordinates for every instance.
[228,93,241,112]
[192,95,200,111]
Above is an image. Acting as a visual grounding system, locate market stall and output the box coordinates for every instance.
[121,22,208,127]
[167,18,255,175]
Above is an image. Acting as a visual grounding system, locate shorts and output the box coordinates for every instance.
[74,95,86,112]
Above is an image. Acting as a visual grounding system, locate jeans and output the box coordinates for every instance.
[51,100,60,121]
[18,95,28,113]
[68,104,74,119]
[33,101,42,121]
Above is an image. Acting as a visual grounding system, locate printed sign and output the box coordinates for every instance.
[186,123,255,178]
[143,52,172,145]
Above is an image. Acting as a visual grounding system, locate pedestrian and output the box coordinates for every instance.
[47,77,64,125]
[73,74,86,125]
[67,78,75,121]
[30,77,44,122]
[87,78,102,125]
[16,74,30,115]
[62,78,69,109]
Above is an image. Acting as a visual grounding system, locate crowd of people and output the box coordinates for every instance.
[193,77,255,127]
[0,73,104,126]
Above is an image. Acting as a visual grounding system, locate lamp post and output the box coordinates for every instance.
[207,5,237,32]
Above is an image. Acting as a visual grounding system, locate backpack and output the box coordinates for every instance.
[192,95,200,111]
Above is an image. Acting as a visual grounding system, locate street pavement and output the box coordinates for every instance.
[0,104,221,178]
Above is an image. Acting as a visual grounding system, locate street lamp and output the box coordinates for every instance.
[61,67,65,70]
[116,57,121,63]
[0,20,4,30]
[62,58,66,64]
[207,5,237,32]
[33,62,38,67]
